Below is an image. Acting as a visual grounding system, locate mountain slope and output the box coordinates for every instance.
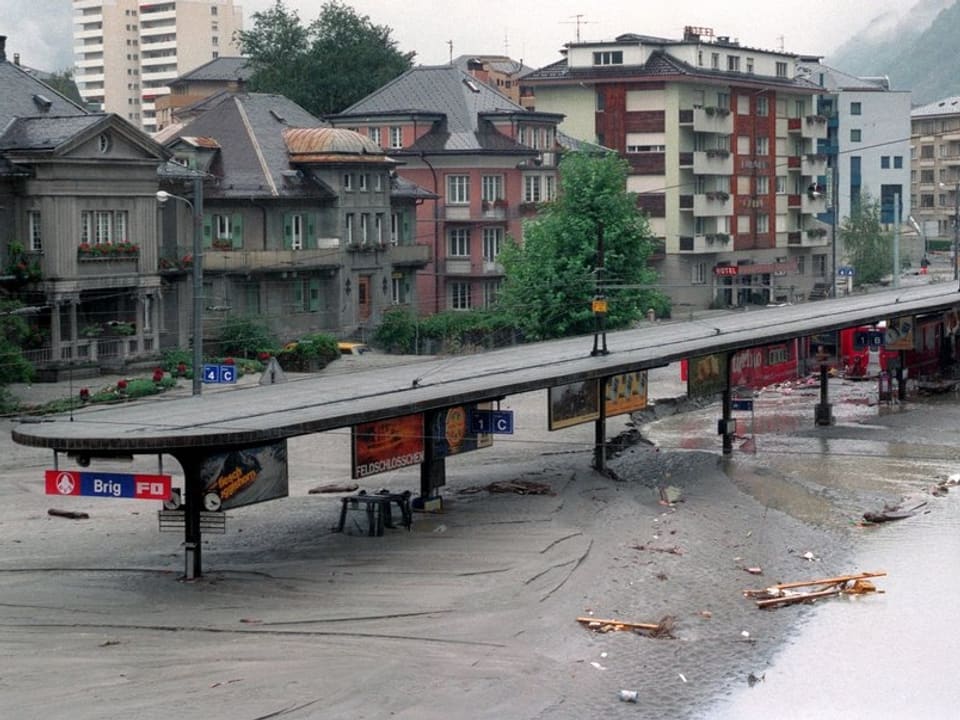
[828,0,959,104]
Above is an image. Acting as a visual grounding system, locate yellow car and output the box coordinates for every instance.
[338,341,370,356]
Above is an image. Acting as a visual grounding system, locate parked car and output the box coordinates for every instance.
[338,342,370,356]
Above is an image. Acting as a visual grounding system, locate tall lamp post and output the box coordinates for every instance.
[157,180,204,396]
[939,181,959,283]
[954,183,959,286]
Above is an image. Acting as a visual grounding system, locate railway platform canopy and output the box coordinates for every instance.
[12,283,960,455]
[11,282,960,577]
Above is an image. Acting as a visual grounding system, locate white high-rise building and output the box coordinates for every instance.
[72,0,243,133]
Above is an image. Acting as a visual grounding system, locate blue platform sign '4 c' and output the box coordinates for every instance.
[203,364,237,384]
[470,409,514,434]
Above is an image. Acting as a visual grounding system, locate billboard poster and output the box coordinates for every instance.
[352,413,425,479]
[201,440,289,511]
[605,371,648,417]
[885,316,915,351]
[427,403,493,459]
[548,379,601,430]
[687,353,728,398]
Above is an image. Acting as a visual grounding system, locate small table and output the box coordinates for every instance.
[338,490,412,536]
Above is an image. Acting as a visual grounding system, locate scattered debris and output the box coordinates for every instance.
[577,615,675,638]
[48,508,89,520]
[744,571,886,609]
[658,485,683,505]
[678,672,687,683]
[632,543,684,556]
[698,610,713,619]
[862,499,927,524]
[590,661,606,671]
[740,630,751,639]
[747,672,765,686]
[802,551,819,562]
[461,479,554,495]
[742,566,763,575]
[99,639,121,647]
[618,689,639,703]
[308,482,358,494]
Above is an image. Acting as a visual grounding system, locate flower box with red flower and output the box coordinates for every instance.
[223,357,235,366]
[79,387,90,401]
[257,351,271,362]
[116,379,128,392]
[177,362,187,376]
[152,368,165,383]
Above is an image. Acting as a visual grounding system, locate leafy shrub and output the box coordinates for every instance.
[276,332,338,371]
[373,308,418,353]
[216,317,277,359]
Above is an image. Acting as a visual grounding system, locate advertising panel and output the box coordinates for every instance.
[548,379,601,430]
[687,353,728,398]
[352,413,425,479]
[604,371,648,417]
[201,440,289,511]
[885,316,916,351]
[427,403,493,459]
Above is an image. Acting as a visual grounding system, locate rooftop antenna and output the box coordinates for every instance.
[447,40,453,65]
[560,14,595,43]
[777,35,785,51]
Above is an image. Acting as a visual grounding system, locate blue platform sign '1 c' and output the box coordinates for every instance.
[469,409,514,434]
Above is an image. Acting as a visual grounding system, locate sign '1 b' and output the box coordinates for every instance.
[45,470,172,501]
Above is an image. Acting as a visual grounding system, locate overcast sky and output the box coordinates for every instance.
[2,0,905,74]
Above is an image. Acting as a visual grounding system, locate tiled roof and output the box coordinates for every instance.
[0,57,87,131]
[796,61,889,92]
[524,50,820,92]
[338,65,541,154]
[164,93,327,198]
[165,94,398,199]
[912,96,960,117]
[391,174,438,200]
[173,57,252,85]
[0,114,105,152]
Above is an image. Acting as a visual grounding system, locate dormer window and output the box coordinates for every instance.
[32,94,53,112]
[593,51,623,66]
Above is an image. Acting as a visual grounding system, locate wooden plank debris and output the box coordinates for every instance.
[577,615,675,637]
[744,571,885,609]
[48,508,89,520]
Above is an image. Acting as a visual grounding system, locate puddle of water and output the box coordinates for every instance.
[647,387,960,719]
[705,496,960,719]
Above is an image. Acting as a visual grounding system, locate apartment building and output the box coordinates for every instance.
[911,96,960,251]
[522,27,831,309]
[798,59,912,270]
[72,0,242,133]
[331,64,563,315]
[159,93,433,343]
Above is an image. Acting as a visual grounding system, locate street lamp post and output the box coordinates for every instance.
[157,178,204,396]
[954,182,959,285]
[939,181,959,284]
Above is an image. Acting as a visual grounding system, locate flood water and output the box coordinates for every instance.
[647,380,960,719]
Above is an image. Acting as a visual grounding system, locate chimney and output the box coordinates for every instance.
[14,53,20,66]
[0,36,6,63]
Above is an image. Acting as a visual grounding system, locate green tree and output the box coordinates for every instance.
[840,193,894,286]
[496,152,666,341]
[0,300,36,410]
[237,0,414,116]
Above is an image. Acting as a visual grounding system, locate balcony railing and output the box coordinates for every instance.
[692,106,733,134]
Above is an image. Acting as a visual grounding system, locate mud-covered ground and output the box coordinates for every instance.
[0,364,950,719]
